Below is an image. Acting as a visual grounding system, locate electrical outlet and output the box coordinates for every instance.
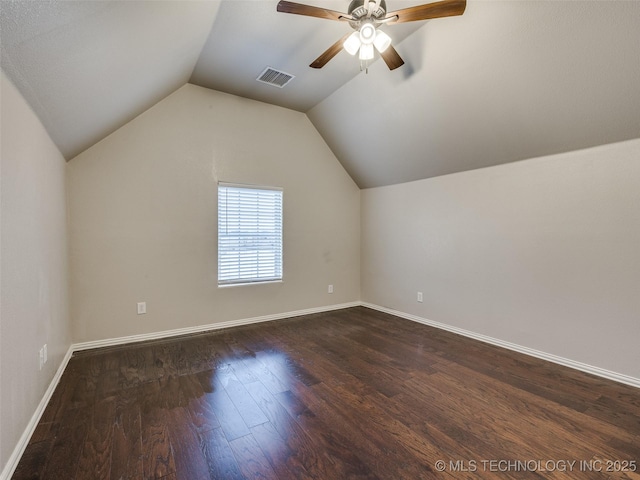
[137,302,147,315]
[43,344,48,364]
[39,348,44,370]
[417,292,423,303]
[328,284,334,294]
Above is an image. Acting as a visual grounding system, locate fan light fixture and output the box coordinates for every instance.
[344,31,361,55]
[373,30,391,52]
[343,22,392,63]
[359,43,374,60]
[276,0,468,72]
[360,22,376,44]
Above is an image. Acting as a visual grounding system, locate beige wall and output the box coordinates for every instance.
[67,84,360,343]
[0,73,71,473]
[4,72,638,474]
[2,71,639,477]
[362,139,640,379]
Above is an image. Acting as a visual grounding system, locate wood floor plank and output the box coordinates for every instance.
[75,396,116,479]
[272,332,379,398]
[110,387,143,480]
[229,433,279,480]
[197,369,252,441]
[244,384,331,479]
[199,427,245,480]
[274,389,382,480]
[312,380,449,475]
[233,329,321,388]
[13,306,640,480]
[249,422,314,480]
[139,381,176,479]
[296,382,436,480]
[165,407,211,480]
[245,383,304,444]
[239,354,290,395]
[119,344,157,387]
[11,439,52,480]
[430,360,640,458]
[402,370,581,466]
[303,334,401,398]
[179,374,222,435]
[37,406,90,479]
[223,377,270,428]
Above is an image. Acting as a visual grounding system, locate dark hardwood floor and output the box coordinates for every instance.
[13,307,640,479]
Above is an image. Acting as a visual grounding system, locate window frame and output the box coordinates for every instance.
[217,182,283,287]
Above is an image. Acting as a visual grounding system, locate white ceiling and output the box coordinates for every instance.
[1,0,220,159]
[190,1,422,112]
[309,0,640,187]
[2,0,639,188]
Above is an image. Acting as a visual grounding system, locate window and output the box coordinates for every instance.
[218,183,283,286]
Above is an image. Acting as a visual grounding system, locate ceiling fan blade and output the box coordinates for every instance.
[380,45,405,70]
[277,1,348,21]
[385,0,466,23]
[310,33,352,68]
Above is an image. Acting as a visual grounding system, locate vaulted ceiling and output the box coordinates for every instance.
[2,0,639,188]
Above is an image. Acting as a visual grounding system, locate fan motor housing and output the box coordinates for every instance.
[348,0,387,20]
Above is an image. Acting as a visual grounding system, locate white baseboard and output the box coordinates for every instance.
[1,345,74,480]
[73,301,360,351]
[361,302,640,389]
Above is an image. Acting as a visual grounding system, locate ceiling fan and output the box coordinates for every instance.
[277,0,466,71]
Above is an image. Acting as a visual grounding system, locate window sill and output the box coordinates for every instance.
[218,280,283,288]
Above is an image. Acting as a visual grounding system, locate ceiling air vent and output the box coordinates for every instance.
[256,67,295,88]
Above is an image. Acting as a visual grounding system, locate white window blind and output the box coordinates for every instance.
[218,183,283,285]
